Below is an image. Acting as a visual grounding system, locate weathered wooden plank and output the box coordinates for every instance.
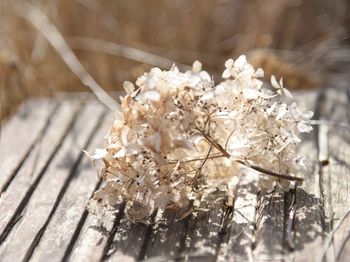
[317,87,350,261]
[179,192,225,261]
[252,188,285,261]
[218,170,258,262]
[0,103,106,262]
[0,99,57,193]
[338,215,350,262]
[0,102,80,242]
[29,112,111,262]
[68,203,125,261]
[104,212,151,261]
[140,210,188,260]
[288,91,324,262]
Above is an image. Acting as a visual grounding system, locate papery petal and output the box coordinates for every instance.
[271,75,280,89]
[215,84,226,95]
[279,78,284,87]
[303,111,314,119]
[114,143,142,157]
[283,88,293,98]
[225,58,234,68]
[222,69,231,78]
[91,148,109,160]
[243,88,259,99]
[297,122,313,133]
[199,71,211,81]
[267,102,277,115]
[234,55,247,69]
[170,63,179,72]
[113,147,127,158]
[123,81,135,95]
[143,91,161,101]
[254,68,264,78]
[276,104,288,120]
[201,91,214,100]
[192,60,202,73]
[136,74,147,86]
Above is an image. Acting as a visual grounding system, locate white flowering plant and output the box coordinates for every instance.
[87,55,313,223]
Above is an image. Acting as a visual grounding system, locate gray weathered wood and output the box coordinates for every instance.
[252,188,285,261]
[105,212,151,261]
[181,192,225,261]
[30,111,111,262]
[140,210,188,260]
[317,87,350,262]
[0,103,105,261]
[0,102,80,241]
[288,91,323,261]
[219,170,258,262]
[0,99,56,193]
[69,203,123,262]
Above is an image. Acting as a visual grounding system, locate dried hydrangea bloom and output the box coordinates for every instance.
[87,55,313,222]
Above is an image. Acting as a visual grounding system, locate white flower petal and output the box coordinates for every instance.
[254,68,264,78]
[234,55,247,69]
[297,122,313,133]
[279,78,284,87]
[222,69,231,78]
[276,106,287,120]
[303,111,314,119]
[114,143,142,158]
[225,58,234,68]
[123,81,135,95]
[283,88,293,98]
[192,60,202,73]
[271,75,280,89]
[201,91,214,100]
[243,88,259,99]
[143,91,161,101]
[91,148,109,160]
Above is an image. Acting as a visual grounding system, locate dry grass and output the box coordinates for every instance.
[0,0,349,121]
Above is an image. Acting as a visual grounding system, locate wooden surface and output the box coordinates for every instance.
[0,87,349,262]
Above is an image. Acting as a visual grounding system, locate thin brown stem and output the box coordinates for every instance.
[200,130,304,183]
[234,160,304,182]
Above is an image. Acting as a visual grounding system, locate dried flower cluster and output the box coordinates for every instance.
[87,55,313,222]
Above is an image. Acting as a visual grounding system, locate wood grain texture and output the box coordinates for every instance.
[182,194,226,262]
[0,102,80,242]
[317,87,350,262]
[252,189,285,261]
[0,99,57,193]
[69,203,124,262]
[104,211,151,261]
[219,170,258,262]
[287,91,323,261]
[140,210,188,260]
[30,112,111,262]
[0,103,105,262]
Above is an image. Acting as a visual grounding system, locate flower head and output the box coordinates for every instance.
[87,56,313,223]
[271,75,293,98]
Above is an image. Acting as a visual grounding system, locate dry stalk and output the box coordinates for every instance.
[15,2,120,112]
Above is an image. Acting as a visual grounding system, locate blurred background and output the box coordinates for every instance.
[1,0,349,122]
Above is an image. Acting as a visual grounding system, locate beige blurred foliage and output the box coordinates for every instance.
[0,0,349,121]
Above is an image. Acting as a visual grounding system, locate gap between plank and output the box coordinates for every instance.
[23,108,108,261]
[0,104,81,244]
[61,178,103,262]
[0,104,59,195]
